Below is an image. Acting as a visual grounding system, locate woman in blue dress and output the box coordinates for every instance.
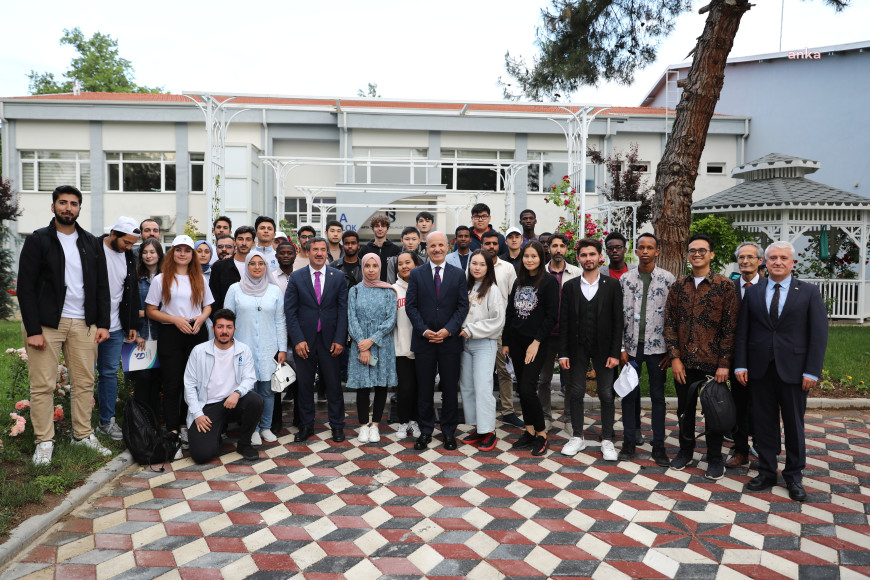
[347,253,398,444]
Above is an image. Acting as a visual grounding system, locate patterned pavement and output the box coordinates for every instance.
[2,404,869,580]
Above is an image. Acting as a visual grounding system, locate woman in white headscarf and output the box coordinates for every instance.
[224,251,287,444]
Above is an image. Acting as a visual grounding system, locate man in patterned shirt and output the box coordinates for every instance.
[664,233,738,480]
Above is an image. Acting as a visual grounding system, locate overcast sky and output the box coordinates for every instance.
[1,0,867,107]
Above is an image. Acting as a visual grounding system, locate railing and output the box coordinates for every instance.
[803,279,868,321]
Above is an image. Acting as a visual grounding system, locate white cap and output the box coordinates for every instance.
[505,226,522,238]
[171,235,196,249]
[106,216,141,237]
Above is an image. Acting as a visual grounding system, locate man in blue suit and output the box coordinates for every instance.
[285,237,348,442]
[405,231,470,451]
[735,241,828,502]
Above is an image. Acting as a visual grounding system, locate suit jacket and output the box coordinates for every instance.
[284,265,348,348]
[559,273,623,362]
[209,257,242,311]
[734,277,827,385]
[405,262,470,354]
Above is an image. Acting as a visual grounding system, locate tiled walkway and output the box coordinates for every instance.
[2,407,869,579]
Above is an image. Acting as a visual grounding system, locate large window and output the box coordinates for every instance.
[284,197,337,230]
[527,152,595,194]
[351,147,428,185]
[20,151,90,192]
[106,152,176,192]
[191,153,205,192]
[440,150,514,191]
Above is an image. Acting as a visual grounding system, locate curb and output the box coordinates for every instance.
[0,450,139,572]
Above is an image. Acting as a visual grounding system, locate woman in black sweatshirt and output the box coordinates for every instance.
[501,241,558,456]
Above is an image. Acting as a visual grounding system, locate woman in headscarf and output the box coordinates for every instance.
[347,253,397,444]
[195,241,214,285]
[224,250,287,444]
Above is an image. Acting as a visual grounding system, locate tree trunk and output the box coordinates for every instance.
[652,0,752,277]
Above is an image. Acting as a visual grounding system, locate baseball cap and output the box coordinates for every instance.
[171,235,196,249]
[505,226,522,238]
[107,216,141,236]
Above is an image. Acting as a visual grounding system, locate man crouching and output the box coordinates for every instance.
[183,308,263,463]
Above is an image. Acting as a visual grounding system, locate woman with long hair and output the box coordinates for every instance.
[392,250,422,440]
[459,250,504,452]
[224,250,287,444]
[501,241,558,456]
[133,238,164,416]
[145,236,214,456]
[347,253,397,444]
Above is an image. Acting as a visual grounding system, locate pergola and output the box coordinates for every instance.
[692,153,870,322]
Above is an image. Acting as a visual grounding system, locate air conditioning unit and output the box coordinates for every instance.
[150,215,171,229]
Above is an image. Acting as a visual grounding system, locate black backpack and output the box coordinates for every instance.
[691,377,737,436]
[122,397,181,469]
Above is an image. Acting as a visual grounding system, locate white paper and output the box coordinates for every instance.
[613,363,639,398]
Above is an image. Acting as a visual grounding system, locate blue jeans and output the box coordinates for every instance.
[255,380,275,431]
[97,329,125,425]
[622,343,667,446]
[458,338,498,434]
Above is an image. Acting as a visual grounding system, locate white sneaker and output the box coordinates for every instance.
[174,447,184,460]
[561,436,586,456]
[33,441,54,465]
[409,421,421,438]
[72,433,112,456]
[396,423,409,438]
[179,427,190,449]
[601,439,618,461]
[250,431,262,445]
[260,429,277,443]
[358,424,370,443]
[369,424,381,442]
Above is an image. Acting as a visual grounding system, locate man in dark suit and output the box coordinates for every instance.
[209,226,255,311]
[405,231,470,451]
[735,241,827,502]
[558,238,623,461]
[285,237,348,442]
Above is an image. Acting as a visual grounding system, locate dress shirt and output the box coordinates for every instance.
[740,273,760,299]
[766,275,791,318]
[580,272,600,301]
[310,264,327,300]
[429,260,447,280]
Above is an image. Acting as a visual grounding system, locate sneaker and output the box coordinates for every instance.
[358,424,370,443]
[705,459,725,480]
[179,427,189,450]
[409,421,422,438]
[461,430,486,445]
[173,447,184,460]
[601,440,618,461]
[651,445,670,467]
[561,436,586,456]
[72,433,112,456]
[238,444,258,460]
[670,450,694,470]
[531,435,549,456]
[502,413,525,429]
[617,441,636,461]
[511,431,536,450]
[369,424,381,442]
[33,441,54,466]
[97,418,123,441]
[396,423,409,438]
[250,431,263,445]
[260,429,277,443]
[477,432,498,451]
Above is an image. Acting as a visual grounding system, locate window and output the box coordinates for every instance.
[191,153,204,192]
[441,150,514,192]
[284,197,337,230]
[629,162,650,173]
[351,147,428,185]
[20,151,90,192]
[106,152,176,192]
[707,163,726,175]
[527,152,595,193]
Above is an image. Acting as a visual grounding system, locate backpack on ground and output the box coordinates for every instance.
[691,377,737,436]
[122,397,181,469]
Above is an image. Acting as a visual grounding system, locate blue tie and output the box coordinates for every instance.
[434,266,442,298]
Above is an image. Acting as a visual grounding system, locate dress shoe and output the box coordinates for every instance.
[787,482,807,502]
[331,428,346,442]
[294,427,314,443]
[745,475,777,492]
[414,434,432,450]
[237,444,258,461]
[725,452,749,468]
[443,435,457,451]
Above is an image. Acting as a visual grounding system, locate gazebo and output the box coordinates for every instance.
[692,153,870,322]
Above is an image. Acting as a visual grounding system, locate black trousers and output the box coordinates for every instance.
[294,332,344,429]
[508,334,550,433]
[157,325,208,430]
[356,387,388,425]
[675,368,724,461]
[416,345,460,436]
[565,348,617,440]
[752,361,807,483]
[729,370,753,455]
[396,356,418,424]
[133,367,163,424]
[188,392,264,464]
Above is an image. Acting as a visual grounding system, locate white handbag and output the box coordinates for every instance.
[270,362,296,392]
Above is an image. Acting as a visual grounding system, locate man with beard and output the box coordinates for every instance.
[132,218,161,259]
[215,235,235,260]
[293,225,316,271]
[208,216,232,265]
[209,226,255,311]
[18,185,112,465]
[330,230,363,289]
[446,226,472,271]
[273,240,297,294]
[183,309,263,463]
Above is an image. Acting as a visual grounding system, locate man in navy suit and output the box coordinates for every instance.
[405,231,470,451]
[285,237,348,442]
[735,241,828,502]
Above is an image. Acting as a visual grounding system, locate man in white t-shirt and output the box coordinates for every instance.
[184,309,263,463]
[96,217,142,440]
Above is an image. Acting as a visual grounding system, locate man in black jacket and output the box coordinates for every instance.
[96,217,142,440]
[18,185,112,465]
[209,225,255,311]
[359,213,400,281]
[329,230,363,289]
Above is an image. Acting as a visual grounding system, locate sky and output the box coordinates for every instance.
[1,0,868,107]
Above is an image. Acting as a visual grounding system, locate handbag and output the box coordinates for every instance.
[271,361,296,392]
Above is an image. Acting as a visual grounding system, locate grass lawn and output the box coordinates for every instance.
[821,325,870,391]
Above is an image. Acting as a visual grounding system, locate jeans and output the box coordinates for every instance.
[622,343,667,446]
[97,329,125,425]
[254,380,274,431]
[459,338,498,434]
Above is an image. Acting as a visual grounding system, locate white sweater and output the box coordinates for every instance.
[392,278,415,359]
[462,281,506,340]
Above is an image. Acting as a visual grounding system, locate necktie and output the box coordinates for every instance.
[314,271,322,332]
[744,282,752,287]
[434,266,442,298]
[770,283,781,325]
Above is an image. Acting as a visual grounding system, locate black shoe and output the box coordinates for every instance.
[617,441,636,462]
[745,475,777,492]
[531,435,549,456]
[651,445,670,467]
[331,428,345,443]
[502,413,525,429]
[670,450,694,470]
[705,459,725,480]
[511,431,536,450]
[294,427,314,442]
[237,444,258,460]
[635,431,644,446]
[787,482,807,502]
[443,435,457,451]
[461,430,485,445]
[414,434,432,450]
[477,432,498,452]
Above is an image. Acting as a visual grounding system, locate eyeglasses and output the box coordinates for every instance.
[737,255,759,261]
[606,245,625,251]
[471,214,489,220]
[299,234,313,240]
[688,248,710,256]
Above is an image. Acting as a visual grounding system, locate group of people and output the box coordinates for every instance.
[19,187,828,502]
